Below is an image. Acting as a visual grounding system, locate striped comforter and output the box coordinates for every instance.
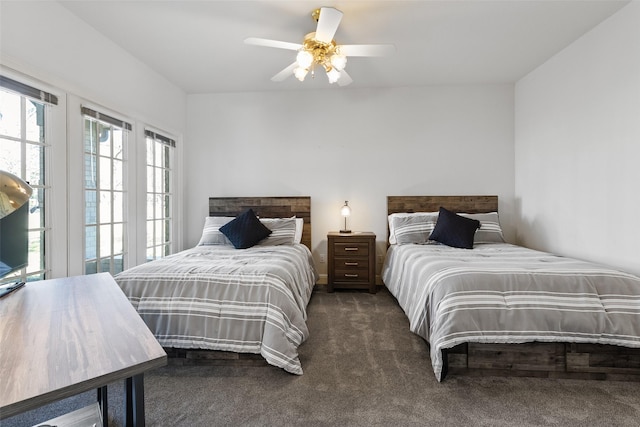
[115,244,318,375]
[382,243,640,381]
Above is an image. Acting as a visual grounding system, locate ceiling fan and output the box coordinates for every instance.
[244,7,395,86]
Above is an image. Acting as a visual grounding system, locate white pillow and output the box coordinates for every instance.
[197,216,234,246]
[257,217,297,246]
[459,212,505,243]
[388,212,438,245]
[294,217,304,244]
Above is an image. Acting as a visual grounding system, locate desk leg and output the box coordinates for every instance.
[97,385,108,427]
[124,374,145,427]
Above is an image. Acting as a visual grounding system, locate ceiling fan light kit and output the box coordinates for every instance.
[294,31,347,83]
[244,7,394,87]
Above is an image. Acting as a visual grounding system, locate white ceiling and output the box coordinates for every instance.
[59,0,629,94]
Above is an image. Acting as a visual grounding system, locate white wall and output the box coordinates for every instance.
[0,1,188,275]
[0,1,186,135]
[515,1,640,275]
[187,84,515,278]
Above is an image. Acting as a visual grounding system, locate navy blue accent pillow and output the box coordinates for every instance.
[429,207,480,249]
[219,208,272,249]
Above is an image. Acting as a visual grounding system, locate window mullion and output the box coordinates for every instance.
[110,128,115,272]
[20,97,27,179]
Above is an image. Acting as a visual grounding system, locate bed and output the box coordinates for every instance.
[115,197,318,375]
[382,195,640,381]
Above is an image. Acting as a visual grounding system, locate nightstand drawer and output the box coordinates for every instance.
[333,258,369,270]
[334,269,370,282]
[334,242,370,256]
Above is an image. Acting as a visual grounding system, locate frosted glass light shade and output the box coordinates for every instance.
[340,201,351,217]
[294,67,309,81]
[330,54,347,71]
[327,68,341,84]
[296,50,314,69]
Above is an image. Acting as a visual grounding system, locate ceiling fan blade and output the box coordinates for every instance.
[244,37,302,51]
[339,44,396,57]
[315,7,343,43]
[337,70,353,87]
[271,62,298,82]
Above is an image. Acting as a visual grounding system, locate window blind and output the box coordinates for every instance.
[0,75,58,105]
[145,129,176,147]
[81,106,132,131]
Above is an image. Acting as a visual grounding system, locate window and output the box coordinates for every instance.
[0,76,57,284]
[82,107,130,275]
[145,130,175,261]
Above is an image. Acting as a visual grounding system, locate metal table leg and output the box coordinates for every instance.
[124,374,145,427]
[97,385,108,427]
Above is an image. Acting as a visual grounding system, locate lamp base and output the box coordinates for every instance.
[339,229,352,234]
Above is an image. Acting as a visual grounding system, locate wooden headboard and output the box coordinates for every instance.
[387,195,498,216]
[209,196,312,250]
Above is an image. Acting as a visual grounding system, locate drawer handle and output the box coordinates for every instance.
[344,247,359,251]
[344,262,359,266]
[344,274,359,278]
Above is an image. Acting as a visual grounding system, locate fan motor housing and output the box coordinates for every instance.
[302,32,339,70]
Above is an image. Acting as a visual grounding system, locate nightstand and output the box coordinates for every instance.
[327,231,376,293]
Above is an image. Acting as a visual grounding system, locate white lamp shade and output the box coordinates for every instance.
[296,50,314,69]
[340,202,351,217]
[326,68,341,84]
[330,54,347,71]
[294,67,309,81]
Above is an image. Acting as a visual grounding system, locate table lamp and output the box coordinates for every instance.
[340,200,351,233]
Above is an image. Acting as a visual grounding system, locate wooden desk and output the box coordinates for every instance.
[0,273,167,426]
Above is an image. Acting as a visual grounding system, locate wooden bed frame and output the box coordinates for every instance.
[387,195,640,381]
[167,196,312,367]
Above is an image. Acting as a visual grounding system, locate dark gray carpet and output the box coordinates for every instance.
[3,289,640,426]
